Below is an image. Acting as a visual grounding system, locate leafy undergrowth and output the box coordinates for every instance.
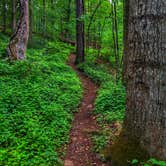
[132,158,166,166]
[78,54,125,156]
[0,34,82,165]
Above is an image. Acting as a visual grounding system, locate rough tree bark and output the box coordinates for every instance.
[123,0,166,160]
[7,0,29,60]
[75,0,85,64]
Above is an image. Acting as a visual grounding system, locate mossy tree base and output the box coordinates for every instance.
[102,131,150,166]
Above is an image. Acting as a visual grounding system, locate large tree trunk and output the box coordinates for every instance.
[7,0,29,60]
[75,0,85,64]
[123,0,166,160]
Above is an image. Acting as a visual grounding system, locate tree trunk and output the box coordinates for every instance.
[111,0,120,82]
[75,0,85,64]
[7,0,29,60]
[87,1,102,49]
[2,0,7,33]
[12,0,16,32]
[123,0,166,160]
[43,0,46,36]
[122,0,129,83]
[29,0,33,40]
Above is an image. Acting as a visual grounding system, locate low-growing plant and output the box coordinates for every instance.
[131,158,166,166]
[95,81,125,124]
[0,34,82,165]
[78,62,112,84]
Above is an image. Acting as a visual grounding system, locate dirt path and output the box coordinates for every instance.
[64,54,110,166]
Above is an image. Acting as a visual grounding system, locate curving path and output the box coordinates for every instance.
[64,54,110,166]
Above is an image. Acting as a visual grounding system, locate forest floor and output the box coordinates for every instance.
[64,54,110,166]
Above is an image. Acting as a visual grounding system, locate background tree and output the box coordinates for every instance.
[75,0,85,64]
[111,0,120,81]
[2,0,7,33]
[12,0,16,32]
[29,0,33,40]
[7,0,29,60]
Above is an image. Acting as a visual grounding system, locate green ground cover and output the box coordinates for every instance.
[0,33,82,166]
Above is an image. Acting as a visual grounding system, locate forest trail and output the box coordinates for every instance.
[64,54,110,166]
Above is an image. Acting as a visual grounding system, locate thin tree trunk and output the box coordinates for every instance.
[7,0,29,60]
[87,1,102,49]
[111,3,117,66]
[97,16,107,56]
[123,0,166,160]
[29,0,33,40]
[12,0,16,32]
[43,0,46,36]
[2,0,7,33]
[75,0,85,64]
[113,0,120,81]
[122,0,129,83]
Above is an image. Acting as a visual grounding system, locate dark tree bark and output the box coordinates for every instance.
[111,0,120,82]
[12,0,16,32]
[42,0,46,35]
[122,0,129,83]
[29,0,33,40]
[7,0,29,60]
[123,0,166,160]
[2,0,7,33]
[75,0,85,64]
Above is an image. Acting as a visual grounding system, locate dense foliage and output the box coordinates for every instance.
[0,0,123,63]
[0,33,82,165]
[0,0,125,164]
